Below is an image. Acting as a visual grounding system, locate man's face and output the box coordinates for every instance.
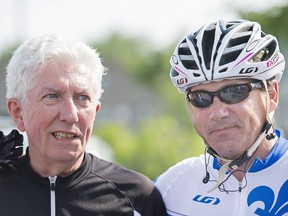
[187,79,267,160]
[18,63,100,166]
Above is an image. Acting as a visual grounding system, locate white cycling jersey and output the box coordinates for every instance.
[155,130,288,216]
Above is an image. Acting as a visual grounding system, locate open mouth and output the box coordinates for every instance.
[52,132,78,139]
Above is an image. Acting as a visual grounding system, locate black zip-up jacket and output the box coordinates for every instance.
[0,152,166,216]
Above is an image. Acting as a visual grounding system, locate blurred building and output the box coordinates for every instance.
[97,66,163,127]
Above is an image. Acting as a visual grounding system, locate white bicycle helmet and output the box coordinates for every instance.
[170,19,285,93]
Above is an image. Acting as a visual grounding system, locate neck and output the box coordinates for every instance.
[29,151,84,177]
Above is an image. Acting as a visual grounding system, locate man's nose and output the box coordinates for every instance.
[59,99,79,124]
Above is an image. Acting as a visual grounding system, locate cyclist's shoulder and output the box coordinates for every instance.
[167,155,206,172]
[155,155,205,186]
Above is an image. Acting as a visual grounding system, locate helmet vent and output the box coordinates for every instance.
[202,29,216,70]
[219,67,228,73]
[250,40,277,62]
[178,39,199,70]
[228,31,251,47]
[219,27,253,66]
[170,68,179,77]
[219,49,242,66]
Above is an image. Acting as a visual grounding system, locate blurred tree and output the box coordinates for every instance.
[92,34,204,178]
[0,47,15,65]
[95,115,203,179]
[239,5,288,49]
[92,35,189,123]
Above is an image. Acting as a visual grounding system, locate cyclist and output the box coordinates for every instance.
[154,19,288,215]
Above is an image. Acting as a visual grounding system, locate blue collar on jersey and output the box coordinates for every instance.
[213,129,288,173]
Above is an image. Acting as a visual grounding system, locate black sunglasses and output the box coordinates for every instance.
[186,82,263,108]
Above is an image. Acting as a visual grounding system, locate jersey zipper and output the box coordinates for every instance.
[48,176,57,216]
[238,181,242,193]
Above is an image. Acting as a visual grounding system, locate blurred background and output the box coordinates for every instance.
[0,0,287,179]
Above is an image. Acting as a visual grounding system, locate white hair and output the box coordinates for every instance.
[6,35,106,104]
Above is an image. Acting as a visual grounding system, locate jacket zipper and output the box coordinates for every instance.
[48,176,57,216]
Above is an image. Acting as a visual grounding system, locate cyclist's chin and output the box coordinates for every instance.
[206,128,241,148]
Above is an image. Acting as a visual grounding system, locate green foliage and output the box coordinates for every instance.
[92,35,189,121]
[0,45,18,65]
[92,33,175,86]
[91,33,203,178]
[92,33,154,78]
[95,115,204,179]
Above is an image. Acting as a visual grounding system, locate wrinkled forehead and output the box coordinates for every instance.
[31,61,97,89]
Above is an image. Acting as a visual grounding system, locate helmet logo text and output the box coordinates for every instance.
[176,78,188,85]
[239,67,259,74]
[267,53,279,68]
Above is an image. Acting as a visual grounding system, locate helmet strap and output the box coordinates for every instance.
[206,121,273,193]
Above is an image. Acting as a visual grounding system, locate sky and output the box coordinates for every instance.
[0,0,286,54]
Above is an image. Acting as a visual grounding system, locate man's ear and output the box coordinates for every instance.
[268,80,279,113]
[96,102,101,113]
[6,98,25,132]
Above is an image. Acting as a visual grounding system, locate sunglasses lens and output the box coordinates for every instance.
[220,85,250,104]
[187,83,255,108]
[188,92,212,108]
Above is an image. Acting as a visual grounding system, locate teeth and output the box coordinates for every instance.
[53,132,75,139]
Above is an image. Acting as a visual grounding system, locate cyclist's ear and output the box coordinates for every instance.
[267,79,279,113]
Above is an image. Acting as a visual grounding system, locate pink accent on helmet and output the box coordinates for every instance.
[175,66,189,77]
[233,53,254,69]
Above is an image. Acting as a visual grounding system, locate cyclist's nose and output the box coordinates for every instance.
[208,96,229,120]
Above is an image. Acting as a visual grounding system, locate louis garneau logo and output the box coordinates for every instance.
[192,195,221,205]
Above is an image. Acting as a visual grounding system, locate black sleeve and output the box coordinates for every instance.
[91,155,167,215]
[134,185,167,216]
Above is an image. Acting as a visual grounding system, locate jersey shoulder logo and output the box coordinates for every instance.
[247,180,288,215]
